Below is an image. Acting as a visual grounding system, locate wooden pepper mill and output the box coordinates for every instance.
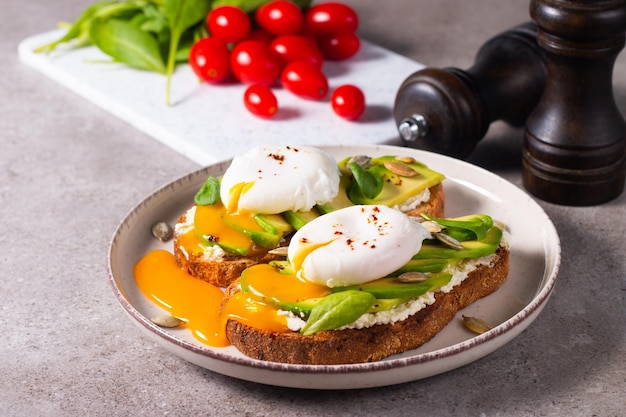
[523,0,626,205]
[394,22,546,159]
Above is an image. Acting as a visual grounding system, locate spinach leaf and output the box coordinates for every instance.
[301,290,375,336]
[34,1,117,53]
[89,18,167,73]
[136,2,170,39]
[194,176,221,205]
[163,0,211,105]
[35,1,146,54]
[348,162,384,200]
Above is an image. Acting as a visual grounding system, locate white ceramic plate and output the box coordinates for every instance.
[107,145,561,390]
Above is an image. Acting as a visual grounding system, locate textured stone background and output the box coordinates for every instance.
[2,0,624,415]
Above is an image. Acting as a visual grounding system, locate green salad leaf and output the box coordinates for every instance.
[163,0,212,105]
[89,17,167,73]
[194,176,221,205]
[301,290,376,336]
[348,162,384,200]
[34,0,313,103]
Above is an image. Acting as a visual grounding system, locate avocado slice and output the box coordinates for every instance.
[246,229,282,249]
[422,213,493,241]
[268,260,294,274]
[415,226,502,259]
[368,298,409,312]
[283,174,354,229]
[278,273,451,318]
[197,231,250,256]
[222,216,283,249]
[217,213,295,250]
[279,297,322,317]
[279,296,410,318]
[331,272,452,299]
[282,208,321,230]
[338,155,445,206]
[281,156,444,228]
[392,258,449,274]
[254,213,294,236]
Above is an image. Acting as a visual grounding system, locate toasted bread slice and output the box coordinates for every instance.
[403,182,444,218]
[174,183,445,287]
[223,245,509,365]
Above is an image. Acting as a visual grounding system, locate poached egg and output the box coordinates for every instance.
[220,145,340,214]
[288,205,431,287]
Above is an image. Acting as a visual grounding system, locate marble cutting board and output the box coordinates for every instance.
[18,29,424,166]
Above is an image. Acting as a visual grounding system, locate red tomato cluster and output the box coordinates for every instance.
[188,1,365,120]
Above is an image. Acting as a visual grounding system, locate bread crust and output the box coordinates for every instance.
[405,182,444,218]
[174,184,445,287]
[224,245,509,365]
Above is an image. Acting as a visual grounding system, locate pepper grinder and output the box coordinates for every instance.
[523,0,626,205]
[394,22,546,159]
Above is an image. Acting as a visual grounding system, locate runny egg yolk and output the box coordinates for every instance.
[221,264,330,332]
[226,181,254,213]
[134,250,228,347]
[180,201,268,257]
[220,292,288,333]
[289,239,336,282]
[133,251,329,347]
[241,263,330,304]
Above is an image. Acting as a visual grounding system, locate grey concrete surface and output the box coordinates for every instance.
[2,0,624,416]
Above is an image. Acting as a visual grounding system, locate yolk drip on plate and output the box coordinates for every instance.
[134,250,229,347]
[134,250,329,347]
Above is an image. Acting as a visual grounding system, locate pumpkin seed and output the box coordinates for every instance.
[397,271,429,283]
[383,161,418,177]
[462,315,493,334]
[151,315,183,328]
[151,221,173,242]
[268,246,289,256]
[395,156,416,164]
[348,155,372,169]
[420,220,443,234]
[435,232,464,250]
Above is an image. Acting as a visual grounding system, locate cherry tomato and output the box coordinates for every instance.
[256,0,303,36]
[331,84,365,119]
[270,35,324,68]
[304,2,358,36]
[244,85,278,117]
[281,61,328,100]
[246,29,274,45]
[207,5,251,43]
[188,37,231,83]
[231,40,282,86]
[316,31,360,60]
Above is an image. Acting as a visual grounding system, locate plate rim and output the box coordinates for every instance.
[107,144,561,380]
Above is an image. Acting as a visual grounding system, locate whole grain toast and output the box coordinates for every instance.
[174,183,445,287]
[223,245,509,365]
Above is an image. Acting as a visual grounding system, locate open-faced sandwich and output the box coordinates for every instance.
[173,145,445,287]
[221,204,509,364]
[134,145,509,365]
